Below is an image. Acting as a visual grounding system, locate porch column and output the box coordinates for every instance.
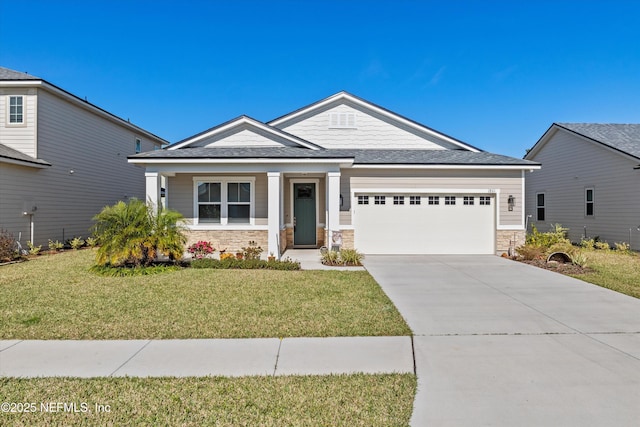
[327,171,341,247]
[267,172,282,258]
[145,171,161,214]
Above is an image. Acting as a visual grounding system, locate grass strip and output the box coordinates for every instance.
[0,374,416,426]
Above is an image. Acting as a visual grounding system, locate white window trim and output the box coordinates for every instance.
[585,187,594,217]
[135,137,142,154]
[6,95,26,127]
[192,176,256,227]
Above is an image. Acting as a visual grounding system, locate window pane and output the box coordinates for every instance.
[537,208,545,221]
[586,190,593,202]
[239,183,251,202]
[228,204,250,223]
[586,203,594,216]
[228,183,239,202]
[537,194,545,206]
[199,205,220,223]
[198,183,220,203]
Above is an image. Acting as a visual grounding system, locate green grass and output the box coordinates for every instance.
[570,249,640,298]
[0,374,416,426]
[0,250,411,339]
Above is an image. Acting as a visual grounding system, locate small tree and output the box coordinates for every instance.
[92,198,186,267]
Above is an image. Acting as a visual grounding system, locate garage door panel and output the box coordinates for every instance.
[354,195,495,254]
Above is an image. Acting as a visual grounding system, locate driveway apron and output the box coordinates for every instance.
[364,255,640,427]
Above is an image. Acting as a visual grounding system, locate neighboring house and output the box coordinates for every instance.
[0,66,167,246]
[130,92,539,257]
[524,123,640,248]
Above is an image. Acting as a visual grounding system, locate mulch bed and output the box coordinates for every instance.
[518,259,591,275]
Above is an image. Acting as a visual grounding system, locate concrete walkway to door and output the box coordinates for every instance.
[364,255,640,427]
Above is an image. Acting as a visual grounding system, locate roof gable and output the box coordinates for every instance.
[168,116,321,150]
[526,123,640,162]
[268,91,480,152]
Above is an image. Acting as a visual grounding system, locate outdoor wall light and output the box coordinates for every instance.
[507,195,515,211]
[339,194,344,207]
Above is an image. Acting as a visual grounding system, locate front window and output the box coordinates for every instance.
[197,183,221,223]
[8,96,24,124]
[194,178,253,225]
[227,182,251,223]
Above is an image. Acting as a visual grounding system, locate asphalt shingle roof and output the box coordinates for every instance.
[0,143,51,166]
[0,67,40,80]
[131,147,538,166]
[556,123,640,159]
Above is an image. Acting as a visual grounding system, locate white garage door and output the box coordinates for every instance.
[354,194,495,254]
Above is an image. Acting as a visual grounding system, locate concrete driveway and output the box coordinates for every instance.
[364,255,640,427]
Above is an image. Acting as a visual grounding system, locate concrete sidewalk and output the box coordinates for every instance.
[0,336,413,378]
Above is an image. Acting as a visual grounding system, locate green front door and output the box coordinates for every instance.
[293,183,317,246]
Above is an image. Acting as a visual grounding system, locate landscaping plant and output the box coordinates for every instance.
[0,229,18,262]
[188,240,215,259]
[91,198,186,267]
[70,236,85,250]
[26,241,42,256]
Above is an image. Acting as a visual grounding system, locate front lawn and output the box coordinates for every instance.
[570,250,640,298]
[0,374,416,426]
[0,250,411,339]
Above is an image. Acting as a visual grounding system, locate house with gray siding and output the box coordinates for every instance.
[130,92,539,257]
[0,66,167,246]
[524,123,640,248]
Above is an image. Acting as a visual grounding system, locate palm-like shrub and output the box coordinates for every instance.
[92,198,186,267]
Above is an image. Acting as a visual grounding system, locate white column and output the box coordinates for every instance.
[267,172,282,258]
[327,171,341,247]
[145,171,161,214]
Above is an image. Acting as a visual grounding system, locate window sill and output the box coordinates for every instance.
[188,224,267,231]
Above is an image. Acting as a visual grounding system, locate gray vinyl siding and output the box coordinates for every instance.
[278,103,454,150]
[0,88,37,157]
[0,88,163,246]
[343,168,523,227]
[525,129,640,248]
[167,173,268,225]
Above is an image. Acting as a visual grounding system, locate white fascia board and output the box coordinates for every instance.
[269,92,479,152]
[169,117,319,150]
[128,157,354,165]
[350,164,541,170]
[0,81,167,145]
[134,163,345,174]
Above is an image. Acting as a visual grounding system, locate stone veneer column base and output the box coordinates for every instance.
[186,230,268,254]
[496,230,526,255]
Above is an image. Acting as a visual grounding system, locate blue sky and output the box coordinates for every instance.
[1,0,639,157]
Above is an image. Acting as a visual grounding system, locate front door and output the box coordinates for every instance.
[293,183,317,246]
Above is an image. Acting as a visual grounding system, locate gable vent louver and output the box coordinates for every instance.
[329,112,357,129]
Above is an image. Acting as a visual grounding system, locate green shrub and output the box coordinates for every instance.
[48,240,64,251]
[569,252,589,268]
[614,242,631,253]
[580,238,595,250]
[526,224,570,247]
[91,198,186,267]
[338,249,364,265]
[321,250,341,265]
[594,241,610,251]
[516,244,546,261]
[70,236,85,250]
[190,257,300,270]
[0,229,18,261]
[241,241,263,260]
[85,237,98,248]
[26,241,42,255]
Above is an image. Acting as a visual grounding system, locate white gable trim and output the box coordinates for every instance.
[169,116,321,150]
[269,92,480,152]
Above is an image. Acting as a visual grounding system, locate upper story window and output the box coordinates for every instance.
[329,112,356,129]
[536,193,545,221]
[585,188,594,216]
[7,95,24,124]
[135,138,142,153]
